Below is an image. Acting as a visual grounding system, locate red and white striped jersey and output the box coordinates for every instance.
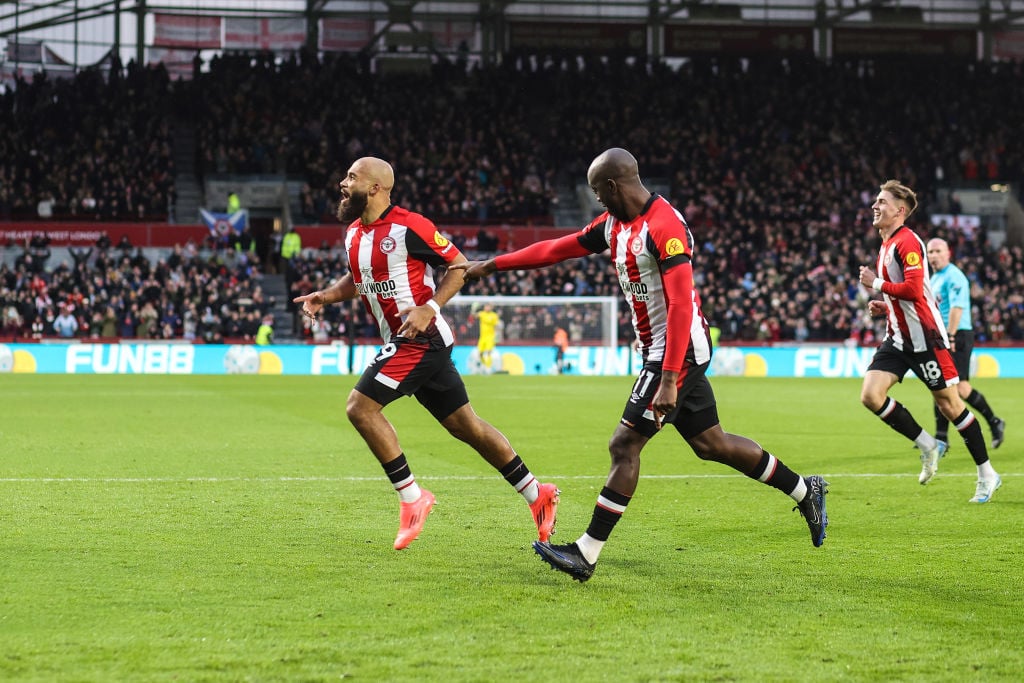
[876,225,949,352]
[345,205,460,346]
[577,194,712,368]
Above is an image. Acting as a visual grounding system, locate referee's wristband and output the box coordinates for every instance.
[425,299,441,314]
[872,278,885,292]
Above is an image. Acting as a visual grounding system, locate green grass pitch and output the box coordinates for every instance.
[1,374,1021,681]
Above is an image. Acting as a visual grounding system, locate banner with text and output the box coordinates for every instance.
[664,25,813,56]
[833,28,976,57]
[2,343,1023,379]
[153,14,222,49]
[508,22,646,53]
[0,222,209,248]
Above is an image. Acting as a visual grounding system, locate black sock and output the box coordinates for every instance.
[585,487,631,542]
[875,398,925,442]
[498,455,536,494]
[748,450,801,497]
[382,453,416,495]
[965,389,997,424]
[952,409,990,466]
[933,403,949,441]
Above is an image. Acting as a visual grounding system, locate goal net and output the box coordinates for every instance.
[445,295,620,349]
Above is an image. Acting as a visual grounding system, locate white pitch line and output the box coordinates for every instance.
[0,473,1016,483]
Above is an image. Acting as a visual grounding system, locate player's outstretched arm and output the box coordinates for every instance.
[293,274,356,321]
[453,234,593,281]
[448,259,497,281]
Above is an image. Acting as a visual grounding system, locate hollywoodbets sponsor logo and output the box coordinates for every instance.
[620,279,649,301]
[357,280,399,298]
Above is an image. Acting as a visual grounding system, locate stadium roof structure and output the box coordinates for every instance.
[4,0,1024,28]
[3,0,1024,69]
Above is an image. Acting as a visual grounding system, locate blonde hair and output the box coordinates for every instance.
[879,179,918,218]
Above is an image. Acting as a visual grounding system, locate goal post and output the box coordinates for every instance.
[445,295,620,348]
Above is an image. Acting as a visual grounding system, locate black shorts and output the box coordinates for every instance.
[621,361,719,439]
[353,339,470,422]
[950,330,974,381]
[867,339,959,392]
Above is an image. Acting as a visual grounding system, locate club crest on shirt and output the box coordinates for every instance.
[630,236,644,255]
[665,238,685,256]
[884,250,893,267]
[379,236,397,254]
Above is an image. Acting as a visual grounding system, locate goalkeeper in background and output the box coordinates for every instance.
[471,302,501,373]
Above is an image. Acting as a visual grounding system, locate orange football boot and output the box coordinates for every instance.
[529,483,560,542]
[394,489,436,550]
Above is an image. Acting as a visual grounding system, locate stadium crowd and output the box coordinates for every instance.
[0,59,177,222]
[191,51,558,224]
[2,52,1023,344]
[0,237,272,343]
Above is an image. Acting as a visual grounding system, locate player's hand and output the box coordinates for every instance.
[396,304,434,338]
[293,291,325,322]
[868,300,887,317]
[651,381,679,431]
[448,260,497,281]
[859,266,878,288]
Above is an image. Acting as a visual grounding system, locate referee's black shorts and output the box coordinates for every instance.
[950,329,974,381]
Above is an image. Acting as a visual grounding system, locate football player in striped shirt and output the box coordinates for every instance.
[454,148,828,582]
[858,180,1001,503]
[294,157,559,551]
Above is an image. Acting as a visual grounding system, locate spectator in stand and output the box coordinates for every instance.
[52,304,78,338]
[99,306,118,338]
[233,227,257,265]
[255,314,274,345]
[2,305,23,337]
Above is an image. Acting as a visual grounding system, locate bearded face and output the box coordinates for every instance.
[337,187,369,223]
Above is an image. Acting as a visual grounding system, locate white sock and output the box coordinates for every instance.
[519,478,539,504]
[789,477,808,503]
[397,482,422,503]
[915,430,938,452]
[575,533,604,564]
[978,461,998,480]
